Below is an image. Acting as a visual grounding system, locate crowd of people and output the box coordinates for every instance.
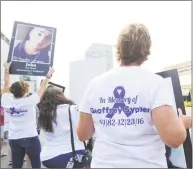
[0,23,192,168]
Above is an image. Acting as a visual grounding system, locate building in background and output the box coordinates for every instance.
[85,43,113,71]
[163,61,192,99]
[1,32,40,92]
[69,43,113,104]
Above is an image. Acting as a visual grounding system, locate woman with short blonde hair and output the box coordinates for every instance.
[77,23,191,168]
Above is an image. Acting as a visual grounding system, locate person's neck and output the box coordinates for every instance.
[24,41,40,55]
[14,93,27,99]
[21,93,29,98]
[120,62,141,67]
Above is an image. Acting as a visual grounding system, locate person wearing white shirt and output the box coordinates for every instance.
[1,62,55,168]
[37,86,85,168]
[77,23,192,168]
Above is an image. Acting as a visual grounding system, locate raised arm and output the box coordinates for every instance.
[2,62,11,93]
[37,67,55,97]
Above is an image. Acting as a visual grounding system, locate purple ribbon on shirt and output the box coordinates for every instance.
[106,86,131,119]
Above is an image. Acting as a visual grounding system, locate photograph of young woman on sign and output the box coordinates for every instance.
[12,24,53,64]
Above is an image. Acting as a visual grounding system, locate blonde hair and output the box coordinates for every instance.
[116,23,151,65]
[19,80,29,93]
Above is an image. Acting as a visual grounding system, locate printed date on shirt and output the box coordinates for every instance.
[99,118,144,127]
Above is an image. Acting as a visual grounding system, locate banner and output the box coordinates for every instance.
[7,21,56,76]
[156,69,192,168]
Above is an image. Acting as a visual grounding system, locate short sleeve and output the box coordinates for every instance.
[1,93,13,107]
[151,78,174,110]
[26,93,40,105]
[79,81,94,114]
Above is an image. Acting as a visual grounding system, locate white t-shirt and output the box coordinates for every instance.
[79,66,174,168]
[41,104,85,161]
[4,109,9,132]
[1,93,39,139]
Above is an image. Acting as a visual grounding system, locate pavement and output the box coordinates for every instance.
[1,143,15,168]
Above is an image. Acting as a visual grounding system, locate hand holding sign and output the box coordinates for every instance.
[4,62,12,71]
[47,67,55,77]
[178,108,192,129]
[46,67,55,79]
